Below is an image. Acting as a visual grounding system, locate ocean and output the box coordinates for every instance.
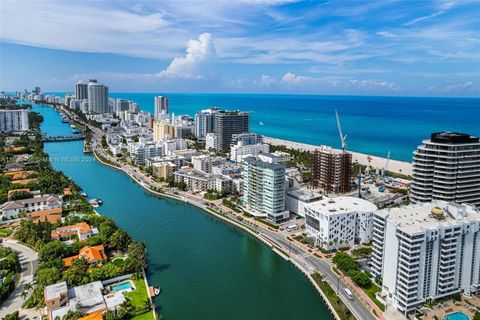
[50,93,480,161]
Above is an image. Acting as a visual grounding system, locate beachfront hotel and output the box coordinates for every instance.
[213,110,249,151]
[370,201,480,314]
[311,146,352,194]
[304,196,377,249]
[242,154,289,223]
[87,79,109,114]
[410,132,480,208]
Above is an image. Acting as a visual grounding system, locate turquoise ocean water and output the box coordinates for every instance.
[47,93,480,161]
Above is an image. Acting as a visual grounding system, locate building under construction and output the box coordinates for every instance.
[311,146,352,194]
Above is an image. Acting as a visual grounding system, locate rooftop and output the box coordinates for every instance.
[287,188,323,202]
[430,131,479,144]
[45,281,68,302]
[377,201,480,233]
[305,196,377,214]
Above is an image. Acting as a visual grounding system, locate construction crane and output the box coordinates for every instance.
[335,109,347,153]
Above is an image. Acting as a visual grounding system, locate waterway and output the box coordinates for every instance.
[34,104,332,319]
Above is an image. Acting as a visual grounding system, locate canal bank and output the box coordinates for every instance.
[34,104,334,319]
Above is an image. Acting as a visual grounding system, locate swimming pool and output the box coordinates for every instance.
[110,281,132,292]
[444,312,470,320]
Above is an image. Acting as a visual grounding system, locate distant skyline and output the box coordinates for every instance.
[1,0,479,97]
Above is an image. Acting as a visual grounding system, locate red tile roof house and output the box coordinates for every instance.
[51,222,99,241]
[63,245,108,268]
[0,194,62,219]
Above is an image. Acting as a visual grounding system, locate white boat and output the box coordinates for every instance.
[81,192,88,197]
[154,287,161,296]
[259,121,264,126]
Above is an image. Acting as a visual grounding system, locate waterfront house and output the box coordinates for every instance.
[27,207,63,224]
[0,194,62,219]
[51,222,99,241]
[62,245,107,268]
[45,280,125,320]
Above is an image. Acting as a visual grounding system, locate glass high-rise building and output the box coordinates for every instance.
[87,80,109,114]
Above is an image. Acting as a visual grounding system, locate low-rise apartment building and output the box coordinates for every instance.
[304,196,377,249]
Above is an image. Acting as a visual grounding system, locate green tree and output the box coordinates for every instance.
[351,247,373,259]
[332,252,360,273]
[35,267,62,287]
[39,241,66,263]
[473,312,480,320]
[89,263,122,282]
[63,258,90,286]
[348,270,372,288]
[2,311,19,320]
[61,310,87,320]
[110,229,131,251]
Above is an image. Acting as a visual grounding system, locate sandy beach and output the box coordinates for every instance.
[264,136,413,176]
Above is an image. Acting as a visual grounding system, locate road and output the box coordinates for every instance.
[58,104,378,320]
[0,240,39,318]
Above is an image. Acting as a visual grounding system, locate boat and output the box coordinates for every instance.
[81,192,88,197]
[70,124,76,128]
[154,287,161,296]
[89,198,102,207]
[61,116,70,123]
[259,121,264,126]
[72,128,81,134]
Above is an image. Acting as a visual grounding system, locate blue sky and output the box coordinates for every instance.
[0,0,479,96]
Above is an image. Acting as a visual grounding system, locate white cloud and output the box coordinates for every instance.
[444,81,476,93]
[403,11,446,26]
[157,33,216,79]
[281,72,314,85]
[254,75,277,87]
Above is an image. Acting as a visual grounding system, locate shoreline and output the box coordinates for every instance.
[264,136,413,176]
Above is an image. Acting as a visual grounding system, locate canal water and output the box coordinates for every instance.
[35,104,332,320]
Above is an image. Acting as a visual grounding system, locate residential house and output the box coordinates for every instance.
[51,222,99,241]
[62,245,107,268]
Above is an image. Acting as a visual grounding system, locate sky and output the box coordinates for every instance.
[0,0,479,96]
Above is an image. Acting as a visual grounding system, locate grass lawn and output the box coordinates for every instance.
[125,278,154,320]
[112,258,125,267]
[0,229,12,237]
[126,278,149,309]
[362,283,385,311]
[130,312,154,320]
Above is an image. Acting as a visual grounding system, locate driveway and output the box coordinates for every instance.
[0,239,40,318]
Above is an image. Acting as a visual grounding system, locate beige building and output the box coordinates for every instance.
[152,162,177,179]
[153,120,176,141]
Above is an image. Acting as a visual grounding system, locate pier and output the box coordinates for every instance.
[42,135,85,142]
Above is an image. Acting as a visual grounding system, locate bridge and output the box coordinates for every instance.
[42,135,85,142]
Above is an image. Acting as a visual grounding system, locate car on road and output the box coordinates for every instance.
[343,288,354,300]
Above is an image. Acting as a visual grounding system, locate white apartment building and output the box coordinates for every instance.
[194,108,218,139]
[163,139,188,155]
[128,141,164,165]
[87,80,109,114]
[304,196,377,249]
[271,151,292,164]
[192,155,226,174]
[370,201,480,314]
[230,143,270,163]
[205,133,219,151]
[285,188,323,217]
[410,132,480,208]
[0,109,29,133]
[154,96,169,119]
[243,155,289,223]
[174,168,232,193]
